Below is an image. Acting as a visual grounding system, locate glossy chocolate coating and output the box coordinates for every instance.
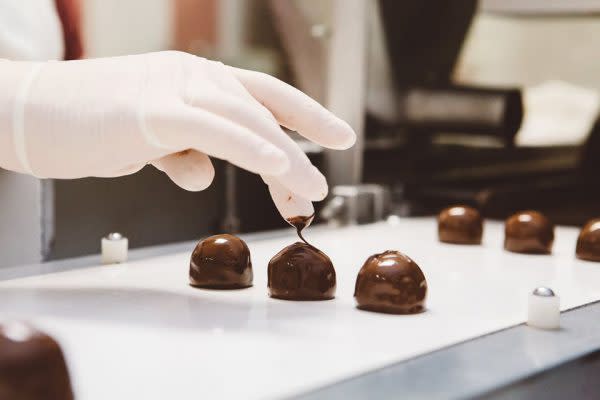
[0,322,74,400]
[354,250,427,314]
[576,219,600,262]
[189,234,253,289]
[268,242,336,300]
[504,210,554,254]
[438,205,483,245]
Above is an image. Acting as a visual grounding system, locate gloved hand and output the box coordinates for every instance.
[0,51,355,223]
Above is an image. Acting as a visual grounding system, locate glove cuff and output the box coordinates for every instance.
[0,60,44,174]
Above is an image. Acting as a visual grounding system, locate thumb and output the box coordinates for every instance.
[152,150,215,191]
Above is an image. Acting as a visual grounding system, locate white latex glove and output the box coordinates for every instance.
[0,51,355,223]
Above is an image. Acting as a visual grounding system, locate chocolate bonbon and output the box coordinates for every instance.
[504,210,554,254]
[189,234,253,289]
[268,213,335,300]
[354,250,427,314]
[0,322,74,400]
[438,205,483,245]
[576,218,600,262]
[268,242,336,300]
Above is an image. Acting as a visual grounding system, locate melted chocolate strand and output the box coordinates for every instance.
[286,213,315,245]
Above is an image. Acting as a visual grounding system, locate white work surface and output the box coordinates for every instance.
[2,218,600,400]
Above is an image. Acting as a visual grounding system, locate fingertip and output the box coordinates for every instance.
[320,117,357,150]
[306,165,329,201]
[176,180,210,192]
[266,179,315,220]
[185,162,215,191]
[335,119,357,149]
[266,163,328,202]
[152,150,215,192]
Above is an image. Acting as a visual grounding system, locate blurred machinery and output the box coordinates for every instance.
[273,0,600,226]
[368,0,600,225]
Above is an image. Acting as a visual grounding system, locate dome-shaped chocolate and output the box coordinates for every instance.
[438,205,483,245]
[576,218,600,262]
[0,322,74,400]
[189,234,253,289]
[504,211,554,254]
[354,250,427,314]
[268,242,336,300]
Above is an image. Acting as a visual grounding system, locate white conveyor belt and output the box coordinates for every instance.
[1,218,600,400]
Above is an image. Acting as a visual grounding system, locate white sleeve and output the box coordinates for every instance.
[0,0,64,61]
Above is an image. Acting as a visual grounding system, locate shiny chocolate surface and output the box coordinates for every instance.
[189,234,253,289]
[0,322,74,400]
[576,218,600,262]
[504,211,554,254]
[438,205,483,245]
[268,242,336,301]
[354,250,427,314]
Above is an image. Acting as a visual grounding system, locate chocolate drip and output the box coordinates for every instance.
[269,213,336,300]
[286,213,315,245]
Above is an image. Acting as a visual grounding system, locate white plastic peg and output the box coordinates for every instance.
[101,232,128,264]
[527,287,560,330]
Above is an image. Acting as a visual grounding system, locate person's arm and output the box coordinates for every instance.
[0,1,64,61]
[0,52,355,221]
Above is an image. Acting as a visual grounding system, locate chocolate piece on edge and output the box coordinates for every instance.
[576,218,600,262]
[0,322,74,400]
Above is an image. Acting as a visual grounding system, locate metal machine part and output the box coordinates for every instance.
[105,232,123,241]
[320,184,390,226]
[397,86,523,145]
[377,0,524,145]
[533,287,555,297]
[293,300,600,400]
[367,0,600,226]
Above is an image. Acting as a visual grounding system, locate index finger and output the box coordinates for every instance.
[229,67,356,150]
[264,176,315,222]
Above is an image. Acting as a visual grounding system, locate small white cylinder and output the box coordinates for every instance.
[527,289,560,330]
[101,233,128,264]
